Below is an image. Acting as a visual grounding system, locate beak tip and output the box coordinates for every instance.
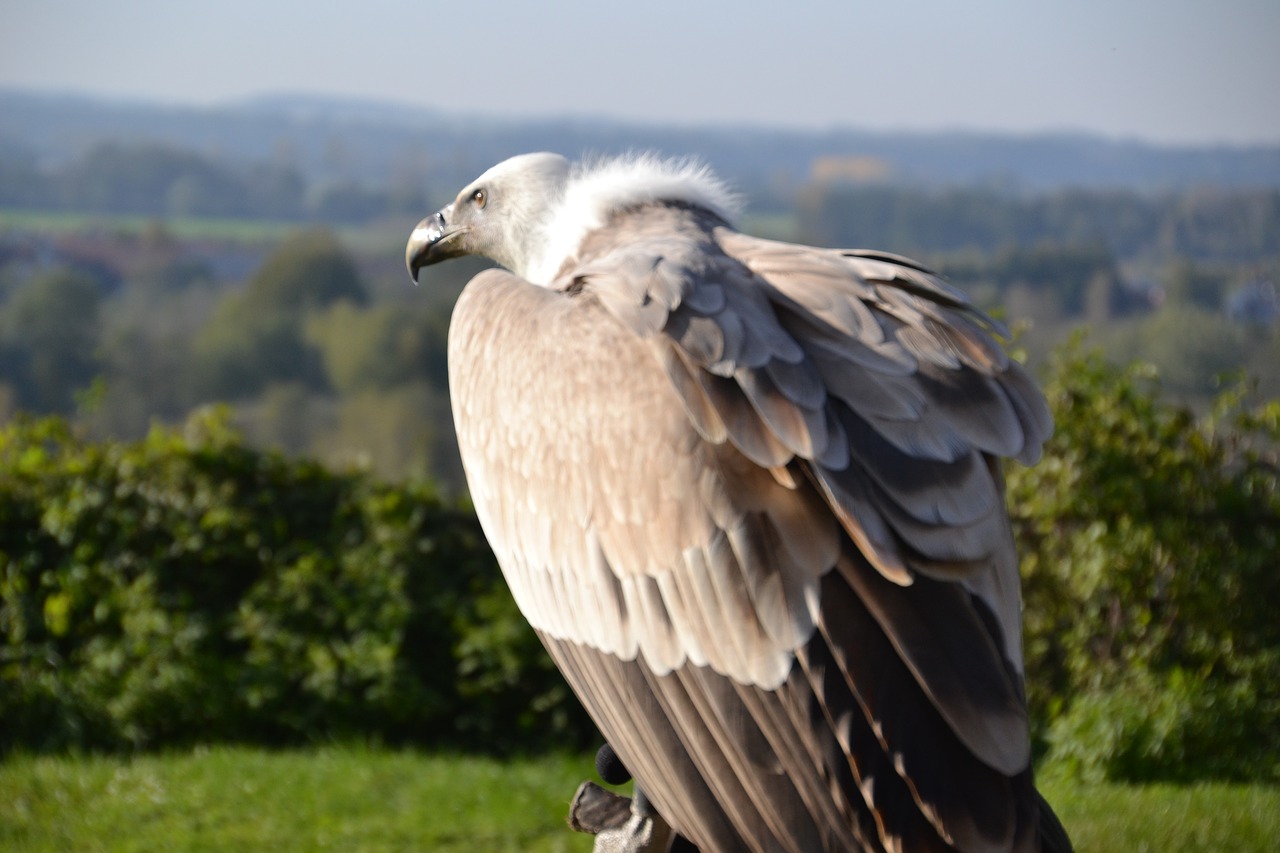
[405,237,428,285]
[407,208,462,283]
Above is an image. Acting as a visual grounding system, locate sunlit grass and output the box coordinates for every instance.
[1,747,1277,852]
[0,746,595,853]
[1038,775,1280,852]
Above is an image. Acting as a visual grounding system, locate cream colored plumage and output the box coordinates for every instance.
[406,152,1070,852]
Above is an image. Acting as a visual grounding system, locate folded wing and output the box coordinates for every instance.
[448,202,1054,851]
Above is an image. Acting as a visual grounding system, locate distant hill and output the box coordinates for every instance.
[3,88,1279,205]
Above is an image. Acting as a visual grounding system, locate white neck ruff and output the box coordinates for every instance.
[525,153,742,285]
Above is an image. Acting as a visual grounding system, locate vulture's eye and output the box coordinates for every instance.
[471,188,486,208]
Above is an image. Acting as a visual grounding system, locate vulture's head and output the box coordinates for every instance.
[407,151,741,286]
[406,152,570,284]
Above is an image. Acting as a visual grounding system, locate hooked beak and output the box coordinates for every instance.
[405,205,468,283]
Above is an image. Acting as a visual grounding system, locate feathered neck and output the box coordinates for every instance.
[525,153,741,285]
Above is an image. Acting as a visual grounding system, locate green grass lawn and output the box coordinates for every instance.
[0,747,597,853]
[1,747,1276,852]
[1038,775,1280,852]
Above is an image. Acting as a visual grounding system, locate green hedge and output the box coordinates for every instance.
[0,407,590,754]
[1010,342,1280,782]
[3,347,1279,783]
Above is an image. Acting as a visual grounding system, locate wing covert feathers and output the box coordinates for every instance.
[447,203,1060,851]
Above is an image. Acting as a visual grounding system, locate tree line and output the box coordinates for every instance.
[796,182,1280,264]
[0,228,472,488]
[0,142,427,224]
[2,210,1277,491]
[5,138,1280,258]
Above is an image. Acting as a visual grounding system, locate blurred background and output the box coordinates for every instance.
[2,0,1277,488]
[2,2,1279,849]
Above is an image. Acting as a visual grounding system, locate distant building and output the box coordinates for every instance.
[809,155,895,185]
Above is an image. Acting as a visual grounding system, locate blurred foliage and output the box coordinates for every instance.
[0,408,593,755]
[1009,340,1280,782]
[60,143,307,221]
[189,230,366,400]
[1099,303,1247,399]
[305,301,449,395]
[0,269,103,414]
[1,140,424,224]
[797,183,1280,264]
[940,240,1123,317]
[240,228,368,314]
[315,384,460,485]
[1161,258,1233,310]
[17,221,469,487]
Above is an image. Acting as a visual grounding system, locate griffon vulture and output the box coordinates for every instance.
[406,152,1071,852]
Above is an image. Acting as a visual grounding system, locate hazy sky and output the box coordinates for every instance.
[2,0,1277,145]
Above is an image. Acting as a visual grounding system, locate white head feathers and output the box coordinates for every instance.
[517,152,742,284]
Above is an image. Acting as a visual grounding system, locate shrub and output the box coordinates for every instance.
[1010,341,1280,781]
[0,408,591,754]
